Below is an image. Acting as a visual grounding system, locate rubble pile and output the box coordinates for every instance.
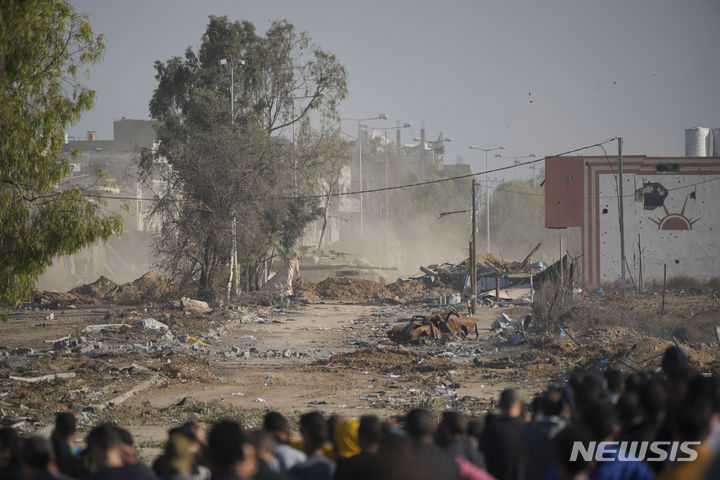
[34,272,173,307]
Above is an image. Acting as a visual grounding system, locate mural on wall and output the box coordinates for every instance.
[649,194,701,231]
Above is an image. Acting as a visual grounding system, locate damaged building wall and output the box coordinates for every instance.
[546,156,720,286]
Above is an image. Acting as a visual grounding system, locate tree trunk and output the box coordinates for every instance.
[317,197,331,253]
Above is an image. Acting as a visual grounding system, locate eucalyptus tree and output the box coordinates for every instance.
[143,16,347,297]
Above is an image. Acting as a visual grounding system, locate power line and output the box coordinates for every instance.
[79,137,719,202]
[81,139,616,202]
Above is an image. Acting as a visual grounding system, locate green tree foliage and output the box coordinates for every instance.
[0,0,122,307]
[143,16,347,297]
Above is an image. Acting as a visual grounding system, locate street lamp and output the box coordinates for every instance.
[218,58,246,124]
[218,57,246,301]
[413,136,452,167]
[341,114,389,236]
[494,153,536,182]
[362,122,412,223]
[468,145,505,252]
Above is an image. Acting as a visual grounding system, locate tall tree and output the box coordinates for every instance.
[143,16,347,298]
[0,0,122,309]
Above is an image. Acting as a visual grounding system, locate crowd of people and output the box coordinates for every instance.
[1,346,719,480]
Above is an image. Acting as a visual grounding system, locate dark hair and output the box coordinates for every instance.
[605,369,624,394]
[299,411,325,431]
[168,423,198,443]
[542,388,567,417]
[554,426,594,477]
[404,409,433,440]
[582,402,618,441]
[662,346,688,376]
[441,411,468,436]
[616,392,643,428]
[675,396,712,442]
[208,421,246,468]
[0,427,19,454]
[21,436,53,470]
[358,415,383,447]
[263,411,289,432]
[249,429,274,453]
[55,412,76,437]
[499,389,521,413]
[114,426,134,446]
[639,380,667,420]
[87,424,123,452]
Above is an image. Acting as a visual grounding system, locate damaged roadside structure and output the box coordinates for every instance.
[545,154,720,286]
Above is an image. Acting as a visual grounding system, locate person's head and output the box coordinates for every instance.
[263,411,291,443]
[20,436,54,476]
[554,426,594,480]
[499,389,523,418]
[333,418,360,459]
[617,392,643,430]
[358,415,382,452]
[0,427,20,464]
[662,346,689,377]
[674,396,713,442]
[113,426,137,466]
[542,388,570,419]
[605,369,625,396]
[248,430,275,466]
[163,433,195,474]
[404,409,434,444]
[86,424,125,468]
[639,380,667,421]
[208,420,257,478]
[438,410,468,444]
[582,402,619,441]
[299,412,327,454]
[467,419,483,448]
[54,412,76,442]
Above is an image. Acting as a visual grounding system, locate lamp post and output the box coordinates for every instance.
[361,123,412,222]
[219,56,246,300]
[413,136,453,168]
[341,114,389,236]
[468,145,504,252]
[218,57,246,124]
[494,153,536,182]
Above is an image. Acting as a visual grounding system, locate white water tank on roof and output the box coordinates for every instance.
[685,127,711,157]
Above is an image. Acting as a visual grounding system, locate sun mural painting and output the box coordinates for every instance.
[649,194,701,231]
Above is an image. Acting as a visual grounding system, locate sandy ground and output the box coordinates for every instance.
[3,285,718,464]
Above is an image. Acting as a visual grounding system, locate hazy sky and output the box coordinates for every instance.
[69,0,720,180]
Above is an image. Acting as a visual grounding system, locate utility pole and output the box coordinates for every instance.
[471,180,477,314]
[618,137,626,298]
[485,150,490,252]
[358,124,364,236]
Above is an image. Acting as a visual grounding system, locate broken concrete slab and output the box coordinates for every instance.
[9,373,76,383]
[134,318,169,331]
[83,324,131,334]
[181,297,212,314]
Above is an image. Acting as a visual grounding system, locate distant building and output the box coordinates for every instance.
[38,119,159,290]
[545,155,720,286]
